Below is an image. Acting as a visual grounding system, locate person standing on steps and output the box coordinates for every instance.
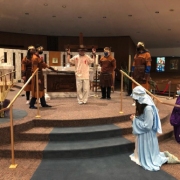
[99,47,116,100]
[131,42,151,90]
[21,45,35,105]
[29,44,57,109]
[67,45,96,105]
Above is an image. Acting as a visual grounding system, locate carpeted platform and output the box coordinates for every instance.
[0,109,27,123]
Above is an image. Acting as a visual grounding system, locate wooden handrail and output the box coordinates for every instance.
[120,70,180,108]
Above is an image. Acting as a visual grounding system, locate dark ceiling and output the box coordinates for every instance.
[1,0,180,48]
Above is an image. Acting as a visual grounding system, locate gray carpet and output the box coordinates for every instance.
[0,109,27,123]
[31,125,176,180]
[31,154,175,180]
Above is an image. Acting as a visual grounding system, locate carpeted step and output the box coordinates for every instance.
[0,136,134,159]
[33,114,132,127]
[43,136,134,159]
[17,124,132,142]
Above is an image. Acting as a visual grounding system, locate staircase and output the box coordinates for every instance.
[0,112,173,159]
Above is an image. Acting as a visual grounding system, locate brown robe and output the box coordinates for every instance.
[132,52,151,90]
[99,56,116,87]
[21,57,32,91]
[31,54,48,98]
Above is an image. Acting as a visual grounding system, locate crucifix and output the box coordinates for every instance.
[64,32,98,51]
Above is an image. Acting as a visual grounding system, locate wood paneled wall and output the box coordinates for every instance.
[58,36,136,70]
[0,32,47,50]
[0,32,136,70]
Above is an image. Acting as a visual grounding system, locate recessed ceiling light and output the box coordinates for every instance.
[25,13,29,15]
[155,11,159,13]
[128,15,132,17]
[44,3,48,6]
[62,5,66,8]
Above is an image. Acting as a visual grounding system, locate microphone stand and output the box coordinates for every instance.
[90,63,99,98]
[89,49,99,98]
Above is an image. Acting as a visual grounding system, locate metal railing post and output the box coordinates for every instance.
[9,105,17,168]
[35,70,41,118]
[119,71,123,114]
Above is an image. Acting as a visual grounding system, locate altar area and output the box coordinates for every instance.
[0,45,113,99]
[43,66,100,98]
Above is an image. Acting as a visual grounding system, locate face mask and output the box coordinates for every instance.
[177,91,180,95]
[137,47,140,51]
[104,52,109,57]
[39,51,43,54]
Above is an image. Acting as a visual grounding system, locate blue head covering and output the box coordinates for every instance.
[131,86,162,134]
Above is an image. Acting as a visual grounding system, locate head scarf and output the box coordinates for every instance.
[131,86,162,134]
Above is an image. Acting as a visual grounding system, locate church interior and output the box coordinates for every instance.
[0,0,180,179]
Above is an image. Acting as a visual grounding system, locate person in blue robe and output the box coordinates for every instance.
[129,86,180,171]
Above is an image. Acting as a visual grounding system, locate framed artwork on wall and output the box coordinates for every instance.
[170,59,178,70]
[52,58,58,64]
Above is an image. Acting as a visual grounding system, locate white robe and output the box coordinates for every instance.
[130,105,168,171]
